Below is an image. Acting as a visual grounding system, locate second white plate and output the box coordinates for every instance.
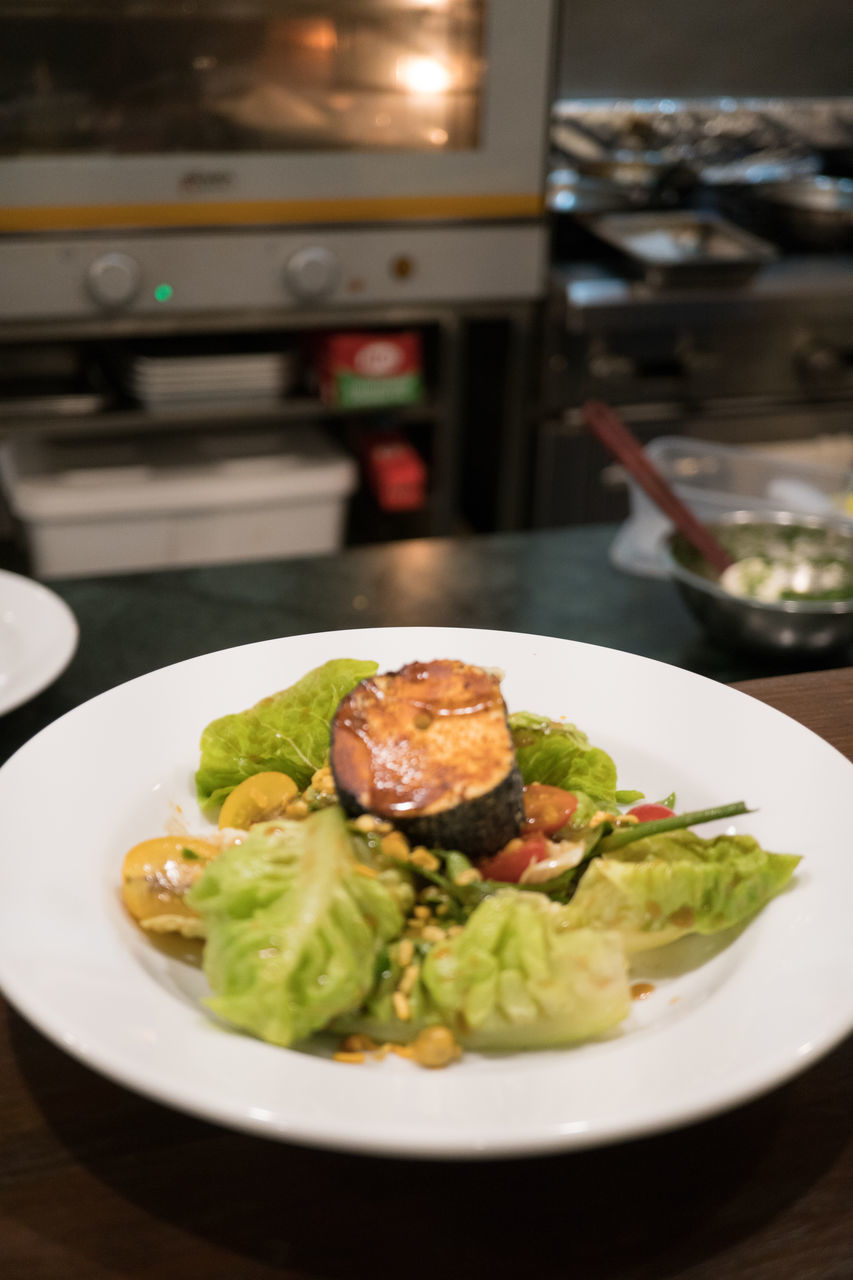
[0,569,78,715]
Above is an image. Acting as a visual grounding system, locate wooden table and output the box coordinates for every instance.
[2,666,851,1280]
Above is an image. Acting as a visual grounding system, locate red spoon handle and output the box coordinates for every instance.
[583,400,734,573]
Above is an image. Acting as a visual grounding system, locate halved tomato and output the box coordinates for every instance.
[523,783,578,835]
[628,802,676,823]
[479,832,550,883]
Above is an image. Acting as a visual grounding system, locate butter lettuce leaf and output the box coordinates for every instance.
[195,657,377,811]
[563,829,800,951]
[335,889,630,1050]
[509,712,620,815]
[187,806,413,1046]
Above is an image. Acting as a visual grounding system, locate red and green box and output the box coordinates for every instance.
[315,332,424,409]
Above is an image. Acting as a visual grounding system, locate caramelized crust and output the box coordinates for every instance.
[330,660,525,856]
[332,660,514,817]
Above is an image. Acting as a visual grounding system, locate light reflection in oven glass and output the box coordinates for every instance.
[0,1,485,156]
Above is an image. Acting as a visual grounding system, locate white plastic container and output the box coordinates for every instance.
[612,434,853,578]
[0,426,358,579]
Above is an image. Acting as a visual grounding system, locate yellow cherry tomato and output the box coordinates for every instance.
[217,771,298,830]
[121,835,219,930]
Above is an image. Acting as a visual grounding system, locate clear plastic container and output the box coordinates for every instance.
[611,435,853,578]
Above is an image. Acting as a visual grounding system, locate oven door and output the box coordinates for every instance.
[0,0,555,233]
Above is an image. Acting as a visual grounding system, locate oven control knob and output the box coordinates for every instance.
[86,252,141,309]
[283,247,341,301]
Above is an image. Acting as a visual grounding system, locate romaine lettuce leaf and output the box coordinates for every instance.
[335,889,630,1050]
[187,806,413,1046]
[563,829,800,951]
[509,711,620,816]
[195,658,377,811]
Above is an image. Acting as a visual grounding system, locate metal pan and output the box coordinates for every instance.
[746,176,853,250]
[582,210,777,289]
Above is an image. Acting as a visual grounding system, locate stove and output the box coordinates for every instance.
[534,96,853,527]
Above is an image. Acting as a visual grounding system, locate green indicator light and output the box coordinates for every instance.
[154,283,173,303]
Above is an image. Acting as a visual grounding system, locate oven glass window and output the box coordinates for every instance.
[0,1,485,156]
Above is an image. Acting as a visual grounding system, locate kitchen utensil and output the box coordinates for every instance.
[582,400,734,573]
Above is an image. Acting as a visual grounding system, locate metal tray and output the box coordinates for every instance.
[583,210,777,289]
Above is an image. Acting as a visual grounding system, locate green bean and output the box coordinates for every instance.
[599,801,751,851]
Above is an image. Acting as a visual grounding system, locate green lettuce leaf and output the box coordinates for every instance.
[563,829,800,951]
[187,806,414,1046]
[509,711,620,816]
[335,889,631,1050]
[195,657,377,811]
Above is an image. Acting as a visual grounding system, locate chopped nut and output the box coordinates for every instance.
[284,799,309,819]
[392,990,411,1022]
[398,963,420,995]
[413,905,431,921]
[584,808,612,829]
[397,938,415,967]
[409,1026,461,1069]
[453,867,482,886]
[310,766,337,796]
[380,830,411,860]
[410,847,440,872]
[351,814,393,834]
[333,1051,366,1064]
[421,925,446,943]
[339,1033,377,1053]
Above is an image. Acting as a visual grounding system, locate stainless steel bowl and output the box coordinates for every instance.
[666,510,853,656]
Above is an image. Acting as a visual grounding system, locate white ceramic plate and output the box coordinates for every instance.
[0,626,850,1160]
[0,569,78,715]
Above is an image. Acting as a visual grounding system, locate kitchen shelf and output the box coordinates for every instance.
[0,301,540,550]
[0,395,443,438]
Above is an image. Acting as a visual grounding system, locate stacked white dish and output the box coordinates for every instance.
[126,350,295,410]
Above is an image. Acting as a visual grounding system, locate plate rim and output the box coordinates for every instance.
[0,568,78,715]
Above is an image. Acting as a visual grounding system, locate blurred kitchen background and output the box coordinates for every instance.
[1,0,852,579]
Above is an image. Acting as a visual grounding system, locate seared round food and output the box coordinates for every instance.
[330,659,524,857]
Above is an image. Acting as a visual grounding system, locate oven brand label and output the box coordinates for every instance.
[178,171,235,193]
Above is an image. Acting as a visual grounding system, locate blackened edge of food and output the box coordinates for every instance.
[410,763,525,857]
[342,764,525,859]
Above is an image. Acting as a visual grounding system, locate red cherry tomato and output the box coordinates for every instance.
[523,783,578,835]
[628,803,676,823]
[480,833,550,883]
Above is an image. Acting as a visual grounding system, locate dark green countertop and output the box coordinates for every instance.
[3,522,849,761]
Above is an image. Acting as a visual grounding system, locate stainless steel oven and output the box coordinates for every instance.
[0,0,556,323]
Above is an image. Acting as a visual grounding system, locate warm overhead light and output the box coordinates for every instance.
[396,56,451,95]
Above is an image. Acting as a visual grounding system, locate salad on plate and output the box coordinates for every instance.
[120,657,800,1068]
